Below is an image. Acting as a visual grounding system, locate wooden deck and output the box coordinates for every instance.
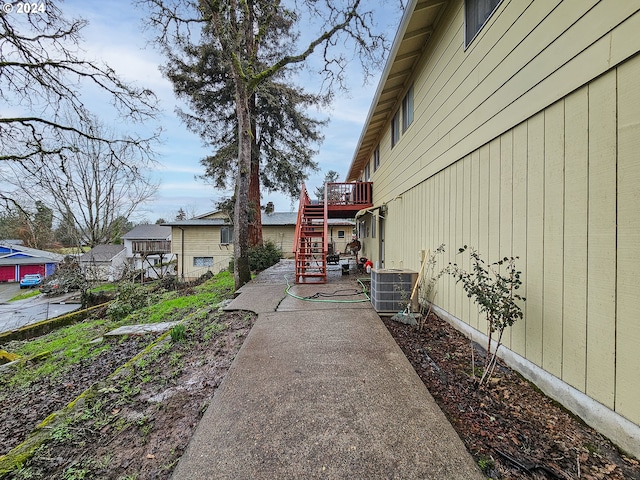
[325,182,373,218]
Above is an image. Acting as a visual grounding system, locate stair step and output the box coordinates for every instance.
[296,191,328,284]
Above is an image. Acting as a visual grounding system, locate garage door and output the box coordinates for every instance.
[18,264,45,278]
[0,265,16,282]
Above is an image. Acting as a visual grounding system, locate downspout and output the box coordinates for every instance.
[179,227,185,280]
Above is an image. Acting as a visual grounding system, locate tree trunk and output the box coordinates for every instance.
[233,83,253,290]
[248,93,263,247]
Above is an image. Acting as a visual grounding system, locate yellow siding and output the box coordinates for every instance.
[488,138,501,285]
[499,131,513,349]
[371,1,640,202]
[171,226,233,279]
[542,100,564,377]
[461,154,472,330]
[263,225,296,258]
[442,169,451,313]
[525,113,544,366]
[374,57,640,421]
[454,160,464,321]
[562,87,588,391]
[171,224,296,279]
[468,150,480,330]
[362,0,640,427]
[510,122,527,356]
[586,71,617,409]
[616,57,640,426]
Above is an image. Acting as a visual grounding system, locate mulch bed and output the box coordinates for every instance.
[382,313,640,480]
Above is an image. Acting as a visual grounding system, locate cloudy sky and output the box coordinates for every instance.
[62,0,404,222]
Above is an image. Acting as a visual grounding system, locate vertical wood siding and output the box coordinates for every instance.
[562,87,589,392]
[616,57,640,424]
[366,0,640,426]
[378,57,640,425]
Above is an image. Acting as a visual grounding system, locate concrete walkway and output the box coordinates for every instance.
[172,261,483,479]
[0,284,80,335]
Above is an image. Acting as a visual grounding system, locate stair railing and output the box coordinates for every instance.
[293,183,311,255]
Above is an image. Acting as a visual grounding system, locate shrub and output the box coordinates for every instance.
[107,283,154,322]
[248,240,282,272]
[449,246,525,385]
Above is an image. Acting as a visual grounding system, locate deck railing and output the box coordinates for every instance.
[325,182,373,207]
[131,240,171,255]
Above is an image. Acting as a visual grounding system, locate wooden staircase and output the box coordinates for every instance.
[294,184,328,283]
[293,181,373,284]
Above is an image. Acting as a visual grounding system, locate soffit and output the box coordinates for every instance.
[347,0,449,181]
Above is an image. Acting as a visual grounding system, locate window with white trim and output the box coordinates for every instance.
[391,111,400,148]
[194,257,213,267]
[364,162,370,181]
[338,230,345,239]
[402,85,414,132]
[465,0,502,47]
[220,226,233,244]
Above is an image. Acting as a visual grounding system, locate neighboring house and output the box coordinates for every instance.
[327,220,356,255]
[0,241,62,282]
[122,224,174,279]
[166,211,353,280]
[78,245,127,282]
[348,0,640,457]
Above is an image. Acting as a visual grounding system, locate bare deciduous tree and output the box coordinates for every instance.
[1,120,158,248]
[0,0,159,168]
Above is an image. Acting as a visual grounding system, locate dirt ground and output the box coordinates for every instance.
[1,306,639,479]
[0,309,256,480]
[382,313,640,480]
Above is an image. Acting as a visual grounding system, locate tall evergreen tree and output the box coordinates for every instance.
[162,29,327,247]
[147,0,392,289]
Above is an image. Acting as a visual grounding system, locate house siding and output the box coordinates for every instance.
[372,0,640,200]
[362,0,640,446]
[172,226,233,279]
[263,225,295,258]
[376,60,640,427]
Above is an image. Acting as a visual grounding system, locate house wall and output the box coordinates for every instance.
[364,0,640,453]
[262,225,295,258]
[173,224,298,279]
[81,251,128,282]
[172,226,233,280]
[372,0,640,202]
[328,226,353,255]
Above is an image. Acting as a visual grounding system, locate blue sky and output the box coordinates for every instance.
[63,0,403,222]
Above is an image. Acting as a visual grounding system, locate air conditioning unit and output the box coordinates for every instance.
[370,268,418,314]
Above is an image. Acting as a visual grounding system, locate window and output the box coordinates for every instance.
[364,162,370,181]
[373,145,380,171]
[402,85,414,132]
[465,0,502,47]
[220,226,233,244]
[338,230,345,239]
[371,217,376,239]
[391,111,400,148]
[194,257,213,267]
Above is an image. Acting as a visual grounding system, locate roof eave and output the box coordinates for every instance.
[346,0,448,182]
